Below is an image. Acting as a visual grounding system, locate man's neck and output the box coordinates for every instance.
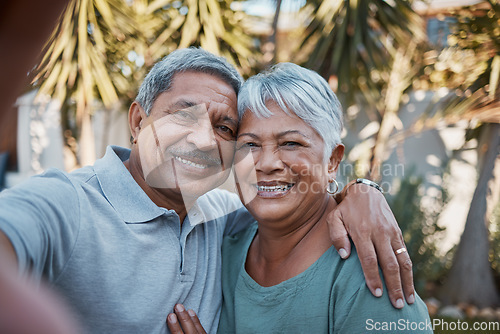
[123,158,197,224]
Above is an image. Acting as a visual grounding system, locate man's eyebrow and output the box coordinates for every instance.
[221,115,238,128]
[172,100,198,109]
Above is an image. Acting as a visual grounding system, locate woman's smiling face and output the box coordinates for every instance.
[234,101,341,225]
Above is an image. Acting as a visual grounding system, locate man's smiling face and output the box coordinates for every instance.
[136,71,239,199]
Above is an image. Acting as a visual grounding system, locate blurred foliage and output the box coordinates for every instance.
[420,47,490,90]
[291,0,430,181]
[489,200,500,279]
[31,0,260,162]
[294,0,426,109]
[386,171,448,296]
[413,0,500,129]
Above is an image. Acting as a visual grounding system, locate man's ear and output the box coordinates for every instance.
[129,101,147,142]
[327,144,345,179]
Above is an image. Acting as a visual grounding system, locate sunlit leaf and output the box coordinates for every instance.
[296,0,426,108]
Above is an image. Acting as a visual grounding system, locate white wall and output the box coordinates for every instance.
[5,91,130,187]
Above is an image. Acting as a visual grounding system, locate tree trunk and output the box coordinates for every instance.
[439,123,500,308]
[267,0,282,65]
[368,43,416,181]
[78,112,96,167]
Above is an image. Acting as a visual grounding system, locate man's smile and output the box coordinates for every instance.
[174,156,209,169]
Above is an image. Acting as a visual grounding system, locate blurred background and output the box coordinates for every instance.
[0,0,499,330]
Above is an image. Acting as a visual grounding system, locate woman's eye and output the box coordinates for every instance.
[282,141,301,147]
[237,142,257,150]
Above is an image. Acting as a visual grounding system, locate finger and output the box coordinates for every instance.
[187,309,207,334]
[326,207,351,259]
[174,304,199,333]
[376,241,405,309]
[167,314,184,334]
[354,239,384,298]
[394,243,415,305]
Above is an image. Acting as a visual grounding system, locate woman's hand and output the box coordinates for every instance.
[167,304,206,334]
[328,181,415,309]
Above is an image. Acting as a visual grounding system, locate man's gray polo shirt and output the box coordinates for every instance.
[0,146,253,333]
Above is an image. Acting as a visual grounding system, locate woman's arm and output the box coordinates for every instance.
[327,179,415,309]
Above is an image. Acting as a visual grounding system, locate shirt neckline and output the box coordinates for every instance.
[239,224,335,293]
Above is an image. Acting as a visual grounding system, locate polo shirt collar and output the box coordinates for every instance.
[186,202,206,226]
[93,146,166,223]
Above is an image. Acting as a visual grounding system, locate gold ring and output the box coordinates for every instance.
[395,247,407,255]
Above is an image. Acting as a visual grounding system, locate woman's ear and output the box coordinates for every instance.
[129,101,147,143]
[327,144,345,179]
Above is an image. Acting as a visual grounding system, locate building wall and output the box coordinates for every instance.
[5,91,130,187]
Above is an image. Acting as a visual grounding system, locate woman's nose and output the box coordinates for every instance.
[255,146,284,174]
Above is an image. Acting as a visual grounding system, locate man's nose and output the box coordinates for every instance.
[186,118,218,151]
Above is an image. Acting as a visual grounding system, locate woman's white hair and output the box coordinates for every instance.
[136,47,243,115]
[238,62,344,158]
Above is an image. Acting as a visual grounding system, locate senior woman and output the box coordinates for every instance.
[167,63,432,333]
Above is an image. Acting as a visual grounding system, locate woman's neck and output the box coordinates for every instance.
[246,196,337,286]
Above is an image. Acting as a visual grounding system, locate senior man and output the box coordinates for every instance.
[0,48,414,333]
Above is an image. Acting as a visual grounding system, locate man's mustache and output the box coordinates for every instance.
[166,147,223,166]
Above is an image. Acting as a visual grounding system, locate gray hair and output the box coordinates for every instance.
[136,47,244,115]
[238,62,344,159]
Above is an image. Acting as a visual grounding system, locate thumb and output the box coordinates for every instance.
[326,207,351,259]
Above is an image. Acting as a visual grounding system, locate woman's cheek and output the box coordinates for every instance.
[234,150,258,204]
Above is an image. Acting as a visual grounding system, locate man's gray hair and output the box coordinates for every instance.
[238,62,344,158]
[136,47,244,115]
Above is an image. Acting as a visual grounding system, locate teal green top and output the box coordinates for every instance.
[218,223,433,334]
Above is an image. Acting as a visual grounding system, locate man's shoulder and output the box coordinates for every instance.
[2,146,127,202]
[67,165,97,184]
[67,145,132,191]
[202,188,240,203]
[197,189,244,218]
[2,168,79,198]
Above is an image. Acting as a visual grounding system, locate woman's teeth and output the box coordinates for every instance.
[256,184,293,192]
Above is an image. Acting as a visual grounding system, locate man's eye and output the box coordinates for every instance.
[217,125,235,138]
[173,110,197,122]
[218,125,232,133]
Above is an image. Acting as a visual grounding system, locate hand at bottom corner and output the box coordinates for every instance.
[167,304,207,334]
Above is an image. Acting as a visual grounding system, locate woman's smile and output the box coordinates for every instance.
[254,181,295,198]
